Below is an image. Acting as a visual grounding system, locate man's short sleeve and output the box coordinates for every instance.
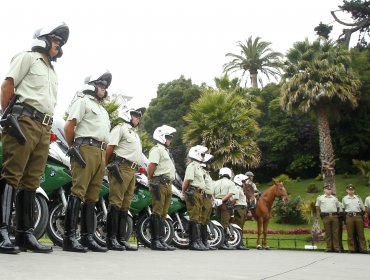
[108,125,122,146]
[67,98,86,124]
[148,147,161,165]
[184,163,195,181]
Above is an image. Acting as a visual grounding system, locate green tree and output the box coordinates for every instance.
[223,36,283,88]
[353,159,370,185]
[142,76,202,175]
[182,89,260,170]
[314,22,333,39]
[280,38,361,194]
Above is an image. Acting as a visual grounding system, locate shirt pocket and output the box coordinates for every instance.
[29,65,47,88]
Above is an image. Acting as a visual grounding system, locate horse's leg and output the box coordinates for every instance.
[257,218,262,250]
[263,219,270,249]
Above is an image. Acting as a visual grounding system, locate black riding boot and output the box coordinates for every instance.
[219,228,235,250]
[236,232,249,250]
[63,195,88,252]
[196,223,208,250]
[15,189,52,253]
[117,210,137,251]
[80,202,108,252]
[159,218,175,251]
[188,221,203,251]
[150,214,167,251]
[106,205,125,251]
[0,182,20,254]
[201,224,215,250]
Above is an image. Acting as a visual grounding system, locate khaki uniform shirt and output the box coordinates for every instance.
[6,51,58,115]
[109,122,142,163]
[315,194,340,213]
[364,196,370,209]
[67,93,110,143]
[148,143,175,181]
[234,185,247,206]
[184,161,205,190]
[203,170,214,195]
[213,177,237,199]
[342,195,365,212]
[246,179,258,192]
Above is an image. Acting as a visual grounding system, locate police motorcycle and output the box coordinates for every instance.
[168,172,225,249]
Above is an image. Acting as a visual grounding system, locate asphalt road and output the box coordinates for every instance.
[1,246,369,280]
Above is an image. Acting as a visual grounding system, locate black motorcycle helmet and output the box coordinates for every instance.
[31,22,69,61]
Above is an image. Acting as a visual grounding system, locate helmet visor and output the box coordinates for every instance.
[48,34,65,46]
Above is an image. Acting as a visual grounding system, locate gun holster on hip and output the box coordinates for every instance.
[150,179,161,201]
[0,101,27,144]
[225,199,234,210]
[185,187,195,206]
[67,145,86,167]
[107,162,124,183]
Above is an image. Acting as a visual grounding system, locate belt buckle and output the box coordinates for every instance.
[130,162,137,170]
[353,213,357,217]
[42,114,51,125]
[100,142,106,150]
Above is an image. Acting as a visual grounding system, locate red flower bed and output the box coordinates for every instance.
[244,228,311,235]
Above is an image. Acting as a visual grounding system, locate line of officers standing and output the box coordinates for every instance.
[0,21,257,255]
[316,184,370,254]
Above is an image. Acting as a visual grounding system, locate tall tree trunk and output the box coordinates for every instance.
[316,108,337,194]
[249,70,258,88]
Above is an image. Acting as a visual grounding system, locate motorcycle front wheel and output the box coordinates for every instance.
[94,211,134,247]
[208,224,224,249]
[227,226,242,248]
[172,219,189,249]
[136,215,174,248]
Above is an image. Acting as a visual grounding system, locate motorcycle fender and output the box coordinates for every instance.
[184,215,190,221]
[166,214,173,221]
[210,220,222,228]
[230,223,242,231]
[36,187,49,201]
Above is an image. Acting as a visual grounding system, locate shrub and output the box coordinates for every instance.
[273,196,307,225]
[306,183,320,193]
[315,174,323,181]
[295,177,301,182]
[272,174,292,184]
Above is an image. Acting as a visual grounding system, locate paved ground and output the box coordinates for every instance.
[1,246,369,280]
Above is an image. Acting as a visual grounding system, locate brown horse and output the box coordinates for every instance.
[245,182,288,250]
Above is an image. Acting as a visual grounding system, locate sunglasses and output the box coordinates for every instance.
[165,134,174,140]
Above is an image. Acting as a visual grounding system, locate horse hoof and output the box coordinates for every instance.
[264,246,271,250]
[257,245,263,250]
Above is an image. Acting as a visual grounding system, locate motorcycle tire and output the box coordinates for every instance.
[94,210,134,247]
[9,194,49,241]
[172,219,189,249]
[227,227,242,248]
[136,215,174,248]
[208,225,224,249]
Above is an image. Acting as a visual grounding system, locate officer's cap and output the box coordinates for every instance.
[346,184,355,191]
[323,185,332,190]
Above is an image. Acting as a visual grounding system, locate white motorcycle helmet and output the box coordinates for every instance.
[153,125,176,145]
[31,22,69,61]
[84,70,112,99]
[119,108,143,123]
[219,167,232,179]
[234,174,248,186]
[203,153,214,163]
[188,145,208,162]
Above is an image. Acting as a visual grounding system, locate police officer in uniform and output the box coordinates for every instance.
[105,108,143,251]
[182,145,208,251]
[365,194,370,219]
[62,71,111,253]
[214,167,238,250]
[342,184,367,253]
[315,185,341,252]
[245,171,260,209]
[147,125,177,251]
[199,153,216,250]
[233,174,249,250]
[0,22,69,254]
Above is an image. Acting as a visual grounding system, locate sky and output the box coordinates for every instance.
[0,0,358,117]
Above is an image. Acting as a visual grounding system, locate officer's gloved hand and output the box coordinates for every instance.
[213,199,223,207]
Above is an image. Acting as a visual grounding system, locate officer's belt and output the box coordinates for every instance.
[321,212,338,217]
[75,137,107,150]
[346,212,363,217]
[115,155,138,170]
[11,103,53,126]
[189,186,204,194]
[153,175,172,184]
[204,193,213,199]
[234,205,247,210]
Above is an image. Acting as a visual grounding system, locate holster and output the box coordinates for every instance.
[67,145,86,167]
[150,181,161,201]
[107,162,124,183]
[225,200,234,210]
[185,188,195,206]
[0,114,27,145]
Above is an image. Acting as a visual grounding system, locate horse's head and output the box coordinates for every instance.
[274,182,288,202]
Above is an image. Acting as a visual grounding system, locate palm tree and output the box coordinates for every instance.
[223,36,283,88]
[183,88,261,169]
[280,38,361,194]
